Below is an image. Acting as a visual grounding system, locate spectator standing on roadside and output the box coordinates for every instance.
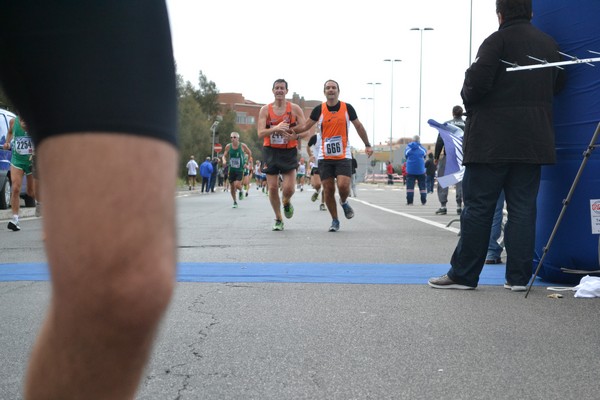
[209,157,219,192]
[404,135,427,206]
[425,153,436,194]
[429,0,565,291]
[200,156,213,193]
[186,155,198,190]
[486,191,506,264]
[351,154,358,197]
[434,105,465,215]
[386,161,394,185]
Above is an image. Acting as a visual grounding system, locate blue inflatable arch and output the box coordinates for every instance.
[532,0,600,283]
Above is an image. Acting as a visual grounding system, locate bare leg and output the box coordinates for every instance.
[280,169,296,207]
[9,166,24,216]
[336,175,351,204]
[24,134,177,400]
[267,174,282,221]
[322,177,338,219]
[230,180,237,203]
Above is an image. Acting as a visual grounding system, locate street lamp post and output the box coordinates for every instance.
[366,82,381,148]
[410,27,433,137]
[360,96,373,142]
[210,120,220,159]
[398,106,410,138]
[383,59,401,162]
[469,0,473,66]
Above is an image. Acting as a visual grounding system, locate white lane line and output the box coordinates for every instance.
[349,198,460,234]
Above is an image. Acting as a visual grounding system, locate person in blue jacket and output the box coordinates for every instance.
[404,135,427,205]
[200,156,214,193]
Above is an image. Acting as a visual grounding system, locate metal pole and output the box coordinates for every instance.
[525,122,600,298]
[469,0,473,66]
[367,82,381,148]
[210,120,220,159]
[383,60,400,163]
[211,125,216,159]
[410,28,433,138]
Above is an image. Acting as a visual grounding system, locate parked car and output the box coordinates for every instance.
[0,108,35,209]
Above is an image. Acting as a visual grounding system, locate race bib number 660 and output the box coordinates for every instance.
[324,136,343,157]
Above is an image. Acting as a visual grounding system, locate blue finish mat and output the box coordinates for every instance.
[0,262,547,286]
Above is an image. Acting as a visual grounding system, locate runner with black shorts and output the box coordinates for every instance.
[222,132,252,208]
[292,80,373,231]
[257,79,307,231]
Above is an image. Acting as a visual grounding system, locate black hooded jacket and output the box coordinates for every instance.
[461,18,565,165]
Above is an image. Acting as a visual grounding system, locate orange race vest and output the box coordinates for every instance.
[263,102,298,149]
[318,102,351,160]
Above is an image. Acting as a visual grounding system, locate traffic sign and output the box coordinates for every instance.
[214,143,223,153]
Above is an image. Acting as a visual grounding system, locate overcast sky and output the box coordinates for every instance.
[166,0,499,145]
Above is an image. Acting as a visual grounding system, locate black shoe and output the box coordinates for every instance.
[457,207,462,214]
[435,207,447,215]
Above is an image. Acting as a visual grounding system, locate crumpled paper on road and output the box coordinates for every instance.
[573,275,600,298]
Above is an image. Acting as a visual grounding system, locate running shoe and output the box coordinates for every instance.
[320,204,327,211]
[341,201,354,219]
[272,219,284,231]
[239,191,244,200]
[328,219,340,232]
[311,192,319,202]
[7,217,20,231]
[232,202,238,208]
[283,203,294,219]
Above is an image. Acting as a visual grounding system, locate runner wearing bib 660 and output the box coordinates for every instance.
[292,80,373,232]
[3,116,36,231]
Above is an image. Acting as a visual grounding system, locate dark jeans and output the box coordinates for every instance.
[406,174,427,205]
[201,176,211,192]
[487,190,506,260]
[209,173,217,191]
[426,175,435,193]
[448,163,541,287]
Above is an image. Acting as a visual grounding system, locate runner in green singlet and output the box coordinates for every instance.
[2,116,36,231]
[222,132,252,208]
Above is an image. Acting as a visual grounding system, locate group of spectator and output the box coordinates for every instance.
[185,155,225,193]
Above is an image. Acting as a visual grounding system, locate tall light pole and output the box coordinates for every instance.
[210,120,220,159]
[366,82,381,148]
[383,59,400,162]
[469,0,473,66]
[360,96,373,144]
[410,27,433,137]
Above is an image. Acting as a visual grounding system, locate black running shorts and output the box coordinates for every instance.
[0,1,177,147]
[263,147,298,175]
[319,159,352,181]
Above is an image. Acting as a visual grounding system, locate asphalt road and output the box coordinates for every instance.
[1,184,598,399]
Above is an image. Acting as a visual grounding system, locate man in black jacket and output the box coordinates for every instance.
[429,0,565,291]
